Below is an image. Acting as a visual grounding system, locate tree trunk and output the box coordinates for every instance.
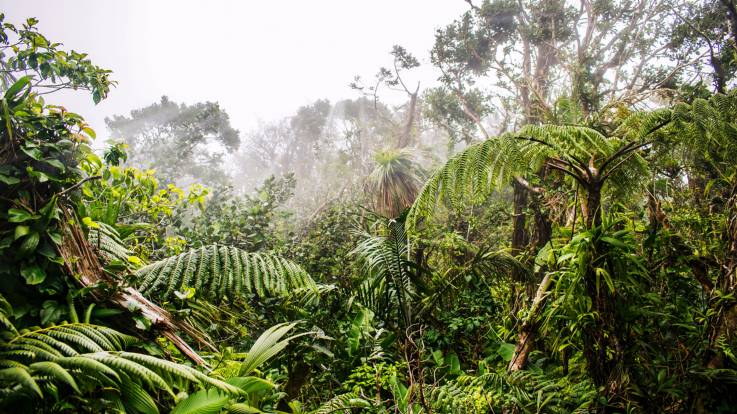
[706,182,737,368]
[580,185,627,409]
[398,87,419,148]
[508,192,554,372]
[583,184,603,228]
[285,360,312,399]
[511,181,530,282]
[508,272,554,371]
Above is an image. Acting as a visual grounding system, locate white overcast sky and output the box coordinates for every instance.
[1,1,468,142]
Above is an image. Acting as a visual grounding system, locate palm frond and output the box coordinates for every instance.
[170,388,229,414]
[352,217,417,327]
[239,322,304,376]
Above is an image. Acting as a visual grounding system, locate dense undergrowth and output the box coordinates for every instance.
[2,2,737,413]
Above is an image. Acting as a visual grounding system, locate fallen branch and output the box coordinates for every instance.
[57,209,214,365]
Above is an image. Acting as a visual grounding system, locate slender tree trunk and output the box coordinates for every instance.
[509,181,531,322]
[707,182,737,368]
[508,193,553,371]
[511,181,530,281]
[508,272,554,371]
[399,87,419,148]
[285,360,311,399]
[583,183,603,228]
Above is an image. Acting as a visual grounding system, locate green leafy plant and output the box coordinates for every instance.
[135,245,317,303]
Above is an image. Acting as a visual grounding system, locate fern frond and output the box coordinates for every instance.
[286,283,337,308]
[408,133,523,229]
[119,372,161,414]
[88,222,134,264]
[426,369,596,413]
[84,352,174,395]
[135,245,316,303]
[0,321,242,406]
[29,361,80,394]
[0,367,42,397]
[310,392,372,414]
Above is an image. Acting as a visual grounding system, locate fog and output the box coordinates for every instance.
[1,1,467,139]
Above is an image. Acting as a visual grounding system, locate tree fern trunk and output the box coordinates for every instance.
[707,182,737,369]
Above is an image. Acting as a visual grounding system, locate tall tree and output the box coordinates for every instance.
[420,0,693,375]
[670,0,737,94]
[106,96,240,186]
[352,45,422,148]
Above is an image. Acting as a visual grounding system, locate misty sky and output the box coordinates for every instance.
[1,1,468,142]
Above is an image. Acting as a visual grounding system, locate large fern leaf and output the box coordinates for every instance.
[310,392,373,414]
[135,244,316,302]
[426,370,596,413]
[408,123,658,229]
[0,321,241,407]
[407,131,528,229]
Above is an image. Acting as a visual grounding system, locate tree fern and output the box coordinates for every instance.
[670,90,737,160]
[408,120,664,229]
[135,244,317,302]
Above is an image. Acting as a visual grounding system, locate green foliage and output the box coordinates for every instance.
[310,392,372,414]
[342,361,407,398]
[352,215,418,330]
[135,245,316,303]
[366,148,423,218]
[424,86,491,145]
[0,15,113,103]
[171,322,306,413]
[407,119,660,229]
[181,174,296,253]
[3,9,737,414]
[427,369,596,413]
[78,159,208,260]
[88,222,135,264]
[171,389,230,414]
[0,68,102,330]
[0,314,240,412]
[288,203,362,286]
[106,96,240,186]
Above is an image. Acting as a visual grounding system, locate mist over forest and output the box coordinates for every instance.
[1,1,737,413]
